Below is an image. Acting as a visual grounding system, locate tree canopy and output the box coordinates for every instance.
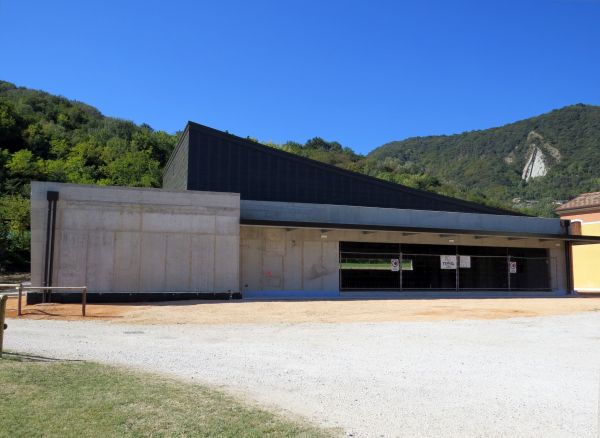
[0,81,177,271]
[2,80,599,271]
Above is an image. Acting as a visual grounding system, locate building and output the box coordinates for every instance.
[556,192,600,293]
[29,122,600,302]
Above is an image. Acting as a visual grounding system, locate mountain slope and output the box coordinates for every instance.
[0,80,179,271]
[1,79,599,270]
[369,104,600,215]
[0,80,178,196]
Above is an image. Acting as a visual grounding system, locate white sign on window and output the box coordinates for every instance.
[459,256,471,269]
[391,259,400,272]
[440,255,457,269]
[509,261,517,274]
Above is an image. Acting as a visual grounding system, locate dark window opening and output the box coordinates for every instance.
[339,241,550,291]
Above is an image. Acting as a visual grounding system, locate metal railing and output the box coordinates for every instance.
[0,284,87,317]
[0,283,20,294]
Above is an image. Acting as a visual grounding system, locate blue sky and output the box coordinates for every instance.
[1,0,599,153]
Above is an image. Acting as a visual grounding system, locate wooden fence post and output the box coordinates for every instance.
[18,284,23,316]
[0,294,8,358]
[82,287,87,317]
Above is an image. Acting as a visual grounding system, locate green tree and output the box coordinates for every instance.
[0,195,30,272]
[0,101,24,151]
[103,149,161,187]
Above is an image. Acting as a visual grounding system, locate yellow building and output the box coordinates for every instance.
[556,192,600,293]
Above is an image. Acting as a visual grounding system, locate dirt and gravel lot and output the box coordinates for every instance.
[4,295,600,324]
[4,299,600,437]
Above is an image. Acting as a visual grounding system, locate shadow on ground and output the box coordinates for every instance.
[1,351,82,363]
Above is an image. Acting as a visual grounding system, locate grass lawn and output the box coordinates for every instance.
[0,352,333,438]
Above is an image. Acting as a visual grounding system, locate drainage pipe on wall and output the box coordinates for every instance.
[42,191,59,303]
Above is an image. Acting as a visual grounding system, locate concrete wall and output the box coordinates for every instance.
[31,182,240,293]
[29,181,568,297]
[241,200,565,236]
[240,226,568,294]
[240,227,339,293]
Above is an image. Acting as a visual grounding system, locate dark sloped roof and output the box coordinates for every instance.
[556,192,600,213]
[164,121,522,216]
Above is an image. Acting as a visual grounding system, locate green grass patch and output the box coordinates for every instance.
[340,260,413,270]
[0,352,333,438]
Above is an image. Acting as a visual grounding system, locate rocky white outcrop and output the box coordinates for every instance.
[521,146,547,181]
[505,130,561,182]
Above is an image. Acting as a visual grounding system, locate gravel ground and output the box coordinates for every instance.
[5,313,600,437]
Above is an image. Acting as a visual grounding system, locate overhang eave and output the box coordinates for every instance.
[240,219,600,245]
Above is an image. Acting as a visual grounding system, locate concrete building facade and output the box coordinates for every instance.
[29,122,600,302]
[30,181,240,302]
[237,200,573,298]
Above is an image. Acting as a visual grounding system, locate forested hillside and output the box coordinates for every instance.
[370,104,600,216]
[1,80,599,271]
[0,80,179,271]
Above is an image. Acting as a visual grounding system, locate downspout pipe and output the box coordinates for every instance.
[43,191,59,303]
